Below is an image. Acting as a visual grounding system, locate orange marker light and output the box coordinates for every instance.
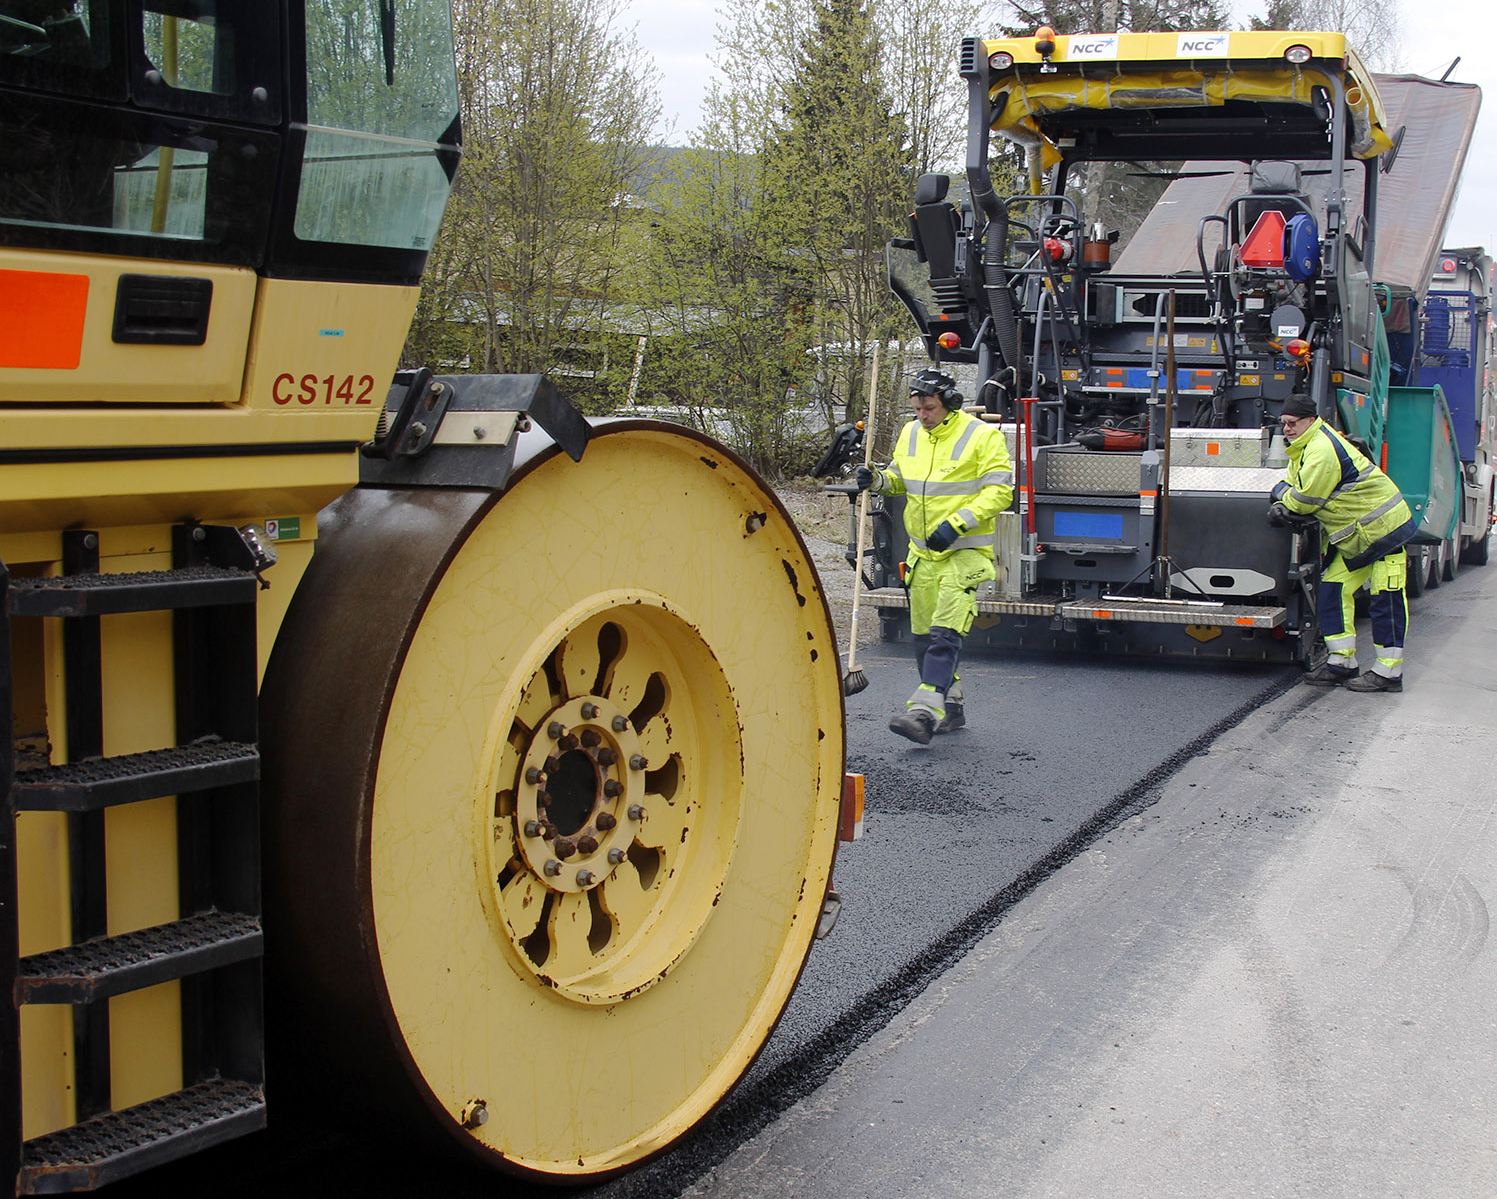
[1286,338,1311,360]
[1035,25,1056,55]
[938,331,961,349]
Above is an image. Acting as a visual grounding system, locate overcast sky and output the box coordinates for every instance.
[626,0,1496,250]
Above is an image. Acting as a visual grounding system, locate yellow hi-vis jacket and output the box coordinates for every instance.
[880,409,1014,561]
[1281,416,1417,570]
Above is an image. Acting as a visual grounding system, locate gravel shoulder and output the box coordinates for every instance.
[773,478,884,656]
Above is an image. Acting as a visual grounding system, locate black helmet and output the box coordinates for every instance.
[910,368,962,409]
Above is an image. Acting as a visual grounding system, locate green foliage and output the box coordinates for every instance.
[402,0,660,389]
[999,0,1230,36]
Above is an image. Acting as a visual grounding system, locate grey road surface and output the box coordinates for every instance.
[677,566,1497,1198]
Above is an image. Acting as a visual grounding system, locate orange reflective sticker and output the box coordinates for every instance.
[0,270,89,369]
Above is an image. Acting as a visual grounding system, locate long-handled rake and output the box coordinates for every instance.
[843,344,881,696]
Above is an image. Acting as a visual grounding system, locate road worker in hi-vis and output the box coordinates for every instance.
[856,370,1014,742]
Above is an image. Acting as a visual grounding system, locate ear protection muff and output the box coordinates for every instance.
[911,370,963,410]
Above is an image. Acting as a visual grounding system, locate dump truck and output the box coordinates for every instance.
[868,29,1489,661]
[1,1,845,1191]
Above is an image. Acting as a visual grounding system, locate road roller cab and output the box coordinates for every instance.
[0,2,846,1191]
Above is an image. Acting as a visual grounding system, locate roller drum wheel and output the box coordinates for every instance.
[260,421,844,1180]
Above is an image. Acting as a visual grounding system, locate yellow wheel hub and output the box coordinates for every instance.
[489,604,739,1004]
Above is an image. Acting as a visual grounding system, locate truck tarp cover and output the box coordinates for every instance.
[1114,74,1482,296]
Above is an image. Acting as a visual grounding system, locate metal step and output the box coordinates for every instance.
[1057,596,1286,629]
[12,740,259,812]
[6,565,257,618]
[16,911,262,1005]
[19,1078,265,1195]
[864,587,1286,628]
[862,587,1061,617]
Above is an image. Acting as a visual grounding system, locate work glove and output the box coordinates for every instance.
[926,520,960,552]
[854,466,883,493]
[1267,502,1316,532]
[1270,480,1289,503]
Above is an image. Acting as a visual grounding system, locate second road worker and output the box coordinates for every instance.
[1268,392,1417,692]
[856,369,1014,743]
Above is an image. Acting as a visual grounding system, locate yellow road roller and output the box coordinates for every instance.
[0,1,845,1190]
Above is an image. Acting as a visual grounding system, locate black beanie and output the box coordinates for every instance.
[1281,394,1318,419]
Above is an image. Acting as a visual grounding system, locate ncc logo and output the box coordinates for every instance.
[1177,32,1230,57]
[1068,34,1118,59]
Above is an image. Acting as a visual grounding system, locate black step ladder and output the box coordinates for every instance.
[3,526,267,1195]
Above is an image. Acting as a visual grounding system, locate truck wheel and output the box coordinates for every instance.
[1460,494,1493,566]
[1406,544,1427,597]
[1442,533,1460,581]
[260,422,844,1181]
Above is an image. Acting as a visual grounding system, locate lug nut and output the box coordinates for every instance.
[607,847,626,865]
[630,754,648,770]
[555,838,577,859]
[559,733,580,751]
[580,729,602,748]
[612,715,629,732]
[523,820,544,837]
[548,721,565,740]
[580,702,599,720]
[628,803,646,821]
[594,747,617,766]
[525,766,543,785]
[544,754,562,773]
[543,859,562,876]
[595,811,617,831]
[603,780,622,798]
[577,834,599,855]
[461,1099,489,1129]
[536,791,550,807]
[576,869,596,886]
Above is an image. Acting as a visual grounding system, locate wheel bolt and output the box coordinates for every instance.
[523,820,544,837]
[630,754,648,770]
[577,834,599,855]
[603,779,622,798]
[543,859,562,877]
[536,791,550,808]
[544,754,561,773]
[576,869,596,886]
[628,803,646,821]
[525,767,543,785]
[555,838,577,859]
[595,811,617,831]
[461,1099,489,1129]
[581,702,599,720]
[580,729,602,748]
[594,747,617,766]
[547,721,565,740]
[559,733,580,751]
[612,715,629,732]
[607,847,625,865]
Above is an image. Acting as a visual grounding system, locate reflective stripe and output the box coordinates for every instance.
[906,683,944,719]
[1329,493,1406,545]
[913,533,991,552]
[955,507,977,530]
[949,421,979,458]
[905,471,1014,498]
[1288,485,1330,506]
[905,425,920,455]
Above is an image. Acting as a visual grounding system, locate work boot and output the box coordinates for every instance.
[1344,671,1403,693]
[1303,661,1359,686]
[935,702,965,734]
[888,708,937,745]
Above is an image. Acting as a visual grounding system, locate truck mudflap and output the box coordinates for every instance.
[1385,385,1462,542]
